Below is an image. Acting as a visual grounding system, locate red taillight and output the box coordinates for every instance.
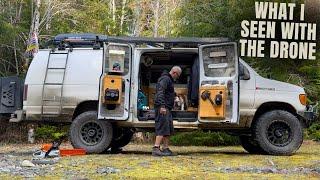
[23,84,28,101]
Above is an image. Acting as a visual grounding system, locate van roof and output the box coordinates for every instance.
[52,33,230,48]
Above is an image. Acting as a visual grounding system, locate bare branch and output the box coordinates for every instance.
[0,58,17,69]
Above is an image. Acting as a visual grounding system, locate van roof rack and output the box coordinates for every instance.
[54,33,108,43]
[49,33,231,49]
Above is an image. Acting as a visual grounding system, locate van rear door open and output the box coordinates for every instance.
[98,43,132,120]
[198,43,239,123]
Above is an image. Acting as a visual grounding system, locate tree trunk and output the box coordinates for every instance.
[120,0,127,34]
[133,0,141,36]
[165,0,169,37]
[153,0,160,37]
[9,1,23,76]
[25,0,41,68]
[29,0,41,45]
[45,0,52,31]
[112,0,116,30]
[13,39,19,76]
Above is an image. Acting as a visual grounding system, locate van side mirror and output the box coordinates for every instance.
[239,63,250,80]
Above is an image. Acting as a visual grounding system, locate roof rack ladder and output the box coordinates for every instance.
[41,50,70,118]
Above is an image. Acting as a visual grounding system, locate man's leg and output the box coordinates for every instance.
[162,111,174,156]
[152,135,166,156]
[164,110,173,150]
[162,136,169,149]
[152,108,166,156]
[155,135,163,147]
[162,136,174,156]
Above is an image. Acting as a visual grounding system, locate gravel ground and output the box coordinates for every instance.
[0,141,319,179]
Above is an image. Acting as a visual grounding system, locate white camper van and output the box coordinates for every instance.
[1,34,317,155]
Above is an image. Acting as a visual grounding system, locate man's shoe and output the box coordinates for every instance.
[152,147,165,156]
[110,147,122,154]
[162,148,175,156]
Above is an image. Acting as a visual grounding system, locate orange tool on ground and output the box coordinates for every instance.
[59,148,86,156]
[40,138,86,157]
[41,143,52,152]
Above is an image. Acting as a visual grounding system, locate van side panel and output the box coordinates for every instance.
[62,49,103,120]
[24,51,49,118]
[24,49,102,121]
[254,75,305,113]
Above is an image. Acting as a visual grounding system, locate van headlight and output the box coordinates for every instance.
[299,94,307,106]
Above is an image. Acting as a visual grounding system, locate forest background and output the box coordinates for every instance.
[0,0,319,143]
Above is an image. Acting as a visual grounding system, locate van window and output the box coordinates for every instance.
[202,45,236,77]
[105,45,130,75]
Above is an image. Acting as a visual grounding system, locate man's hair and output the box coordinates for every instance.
[170,66,182,74]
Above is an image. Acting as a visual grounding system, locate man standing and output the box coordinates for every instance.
[152,66,182,156]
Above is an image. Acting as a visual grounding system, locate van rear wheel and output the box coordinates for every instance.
[239,136,265,154]
[254,110,303,155]
[110,127,134,150]
[70,111,113,154]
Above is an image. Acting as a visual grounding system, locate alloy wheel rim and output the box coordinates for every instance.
[267,121,292,147]
[80,121,104,146]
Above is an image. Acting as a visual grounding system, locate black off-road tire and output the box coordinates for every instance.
[110,127,134,150]
[239,136,265,154]
[253,110,303,155]
[70,111,113,154]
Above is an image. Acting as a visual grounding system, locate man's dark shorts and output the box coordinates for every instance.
[155,108,174,136]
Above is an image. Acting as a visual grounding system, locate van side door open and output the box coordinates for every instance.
[198,43,239,123]
[98,43,132,120]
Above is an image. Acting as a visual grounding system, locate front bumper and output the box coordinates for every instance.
[298,103,319,127]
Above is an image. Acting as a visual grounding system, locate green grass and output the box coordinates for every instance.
[305,123,320,141]
[170,131,239,146]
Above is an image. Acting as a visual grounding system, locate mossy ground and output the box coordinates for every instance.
[0,141,319,179]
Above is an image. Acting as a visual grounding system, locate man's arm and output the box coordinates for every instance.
[157,77,169,107]
[156,77,169,114]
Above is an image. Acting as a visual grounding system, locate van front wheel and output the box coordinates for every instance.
[254,110,303,155]
[70,111,113,154]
